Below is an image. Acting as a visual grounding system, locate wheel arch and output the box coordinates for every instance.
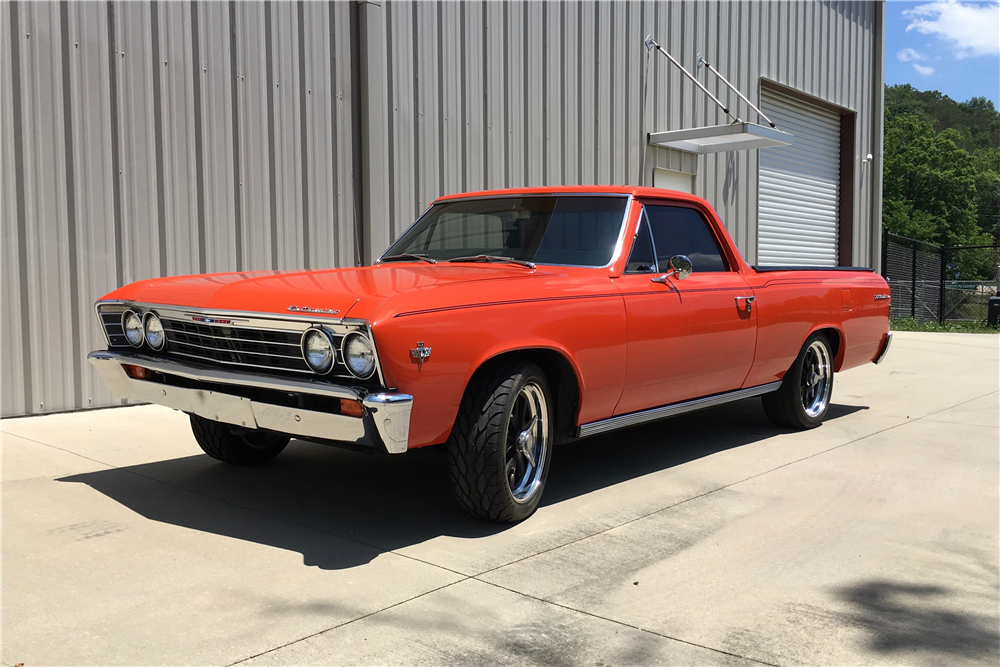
[462,346,582,445]
[803,324,845,371]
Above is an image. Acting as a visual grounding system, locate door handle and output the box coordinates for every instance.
[735,296,756,314]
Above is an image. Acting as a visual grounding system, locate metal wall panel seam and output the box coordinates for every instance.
[59,0,83,410]
[385,0,395,238]
[561,0,577,185]
[234,1,269,271]
[228,0,243,272]
[69,0,118,409]
[200,1,236,274]
[7,1,33,415]
[296,0,309,269]
[527,0,542,186]
[264,0,278,268]
[189,0,207,273]
[0,2,25,415]
[23,1,75,412]
[303,0,332,269]
[578,0,594,184]
[459,0,467,193]
[150,1,168,276]
[105,1,124,289]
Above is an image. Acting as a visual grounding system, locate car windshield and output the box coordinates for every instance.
[381,196,629,267]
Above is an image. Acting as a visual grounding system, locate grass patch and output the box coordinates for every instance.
[891,317,999,334]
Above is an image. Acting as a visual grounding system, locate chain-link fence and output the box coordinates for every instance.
[883,232,1000,323]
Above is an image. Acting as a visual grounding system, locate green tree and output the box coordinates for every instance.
[883,114,985,247]
[973,147,1000,242]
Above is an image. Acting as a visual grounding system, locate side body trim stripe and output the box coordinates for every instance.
[578,381,783,438]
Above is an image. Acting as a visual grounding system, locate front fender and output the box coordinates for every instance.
[371,295,628,448]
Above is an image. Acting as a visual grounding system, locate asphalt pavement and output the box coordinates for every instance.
[3,331,998,666]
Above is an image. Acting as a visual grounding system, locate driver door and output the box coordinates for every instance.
[612,202,757,416]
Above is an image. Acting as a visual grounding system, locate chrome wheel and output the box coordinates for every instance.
[504,381,549,504]
[800,340,833,418]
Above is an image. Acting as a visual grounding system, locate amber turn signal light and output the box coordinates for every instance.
[339,399,364,418]
[121,364,152,380]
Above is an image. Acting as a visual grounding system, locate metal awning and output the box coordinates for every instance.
[647,122,793,154]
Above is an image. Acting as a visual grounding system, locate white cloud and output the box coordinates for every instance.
[912,63,936,75]
[896,47,929,62]
[904,1,1000,59]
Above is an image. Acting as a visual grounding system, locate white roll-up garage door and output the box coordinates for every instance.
[757,89,841,266]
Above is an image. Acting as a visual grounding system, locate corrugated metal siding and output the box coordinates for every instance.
[0,0,882,417]
[1,0,358,417]
[379,0,881,270]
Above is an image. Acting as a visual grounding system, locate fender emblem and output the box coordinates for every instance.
[410,342,432,361]
[287,305,340,315]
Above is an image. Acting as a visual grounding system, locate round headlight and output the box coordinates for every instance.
[143,312,166,350]
[302,328,335,374]
[122,310,144,347]
[343,333,376,379]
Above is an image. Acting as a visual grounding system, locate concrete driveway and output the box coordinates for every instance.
[3,331,998,666]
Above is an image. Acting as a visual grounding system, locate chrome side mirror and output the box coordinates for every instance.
[651,255,693,284]
[668,255,693,280]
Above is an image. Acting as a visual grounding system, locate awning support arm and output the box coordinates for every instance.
[644,35,740,124]
[697,54,776,128]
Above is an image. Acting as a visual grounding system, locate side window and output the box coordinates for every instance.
[644,205,729,273]
[625,215,656,273]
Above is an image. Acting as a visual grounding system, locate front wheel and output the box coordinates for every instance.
[762,332,834,429]
[190,414,290,465]
[447,361,553,522]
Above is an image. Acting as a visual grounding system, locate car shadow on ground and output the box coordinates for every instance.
[58,398,867,571]
[834,579,1000,661]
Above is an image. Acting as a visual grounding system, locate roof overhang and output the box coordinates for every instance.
[647,122,793,154]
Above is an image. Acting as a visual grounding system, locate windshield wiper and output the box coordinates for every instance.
[447,255,536,270]
[377,253,438,265]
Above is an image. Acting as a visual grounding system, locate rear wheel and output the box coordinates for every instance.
[762,332,834,429]
[447,361,553,522]
[190,414,290,465]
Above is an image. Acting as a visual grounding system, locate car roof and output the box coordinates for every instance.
[433,185,709,206]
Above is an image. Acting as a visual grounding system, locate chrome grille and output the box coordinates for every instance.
[161,318,310,374]
[99,309,130,348]
[94,302,379,382]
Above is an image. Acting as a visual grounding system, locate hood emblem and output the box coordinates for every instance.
[410,342,432,362]
[288,305,340,315]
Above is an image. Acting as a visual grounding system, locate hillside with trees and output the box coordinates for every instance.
[883,84,1000,253]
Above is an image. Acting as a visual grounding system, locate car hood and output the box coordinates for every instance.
[101,264,556,321]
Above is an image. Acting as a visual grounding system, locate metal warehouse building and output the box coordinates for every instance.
[1,0,885,417]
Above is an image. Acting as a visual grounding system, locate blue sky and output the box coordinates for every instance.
[884,0,1000,106]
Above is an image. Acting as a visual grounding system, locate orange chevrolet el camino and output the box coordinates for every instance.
[90,186,892,522]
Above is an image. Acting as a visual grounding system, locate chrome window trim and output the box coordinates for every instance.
[623,208,659,275]
[377,194,635,271]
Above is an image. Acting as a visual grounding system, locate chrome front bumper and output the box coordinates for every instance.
[88,351,412,453]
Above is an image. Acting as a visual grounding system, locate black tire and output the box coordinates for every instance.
[762,332,835,430]
[189,414,290,465]
[447,361,554,523]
